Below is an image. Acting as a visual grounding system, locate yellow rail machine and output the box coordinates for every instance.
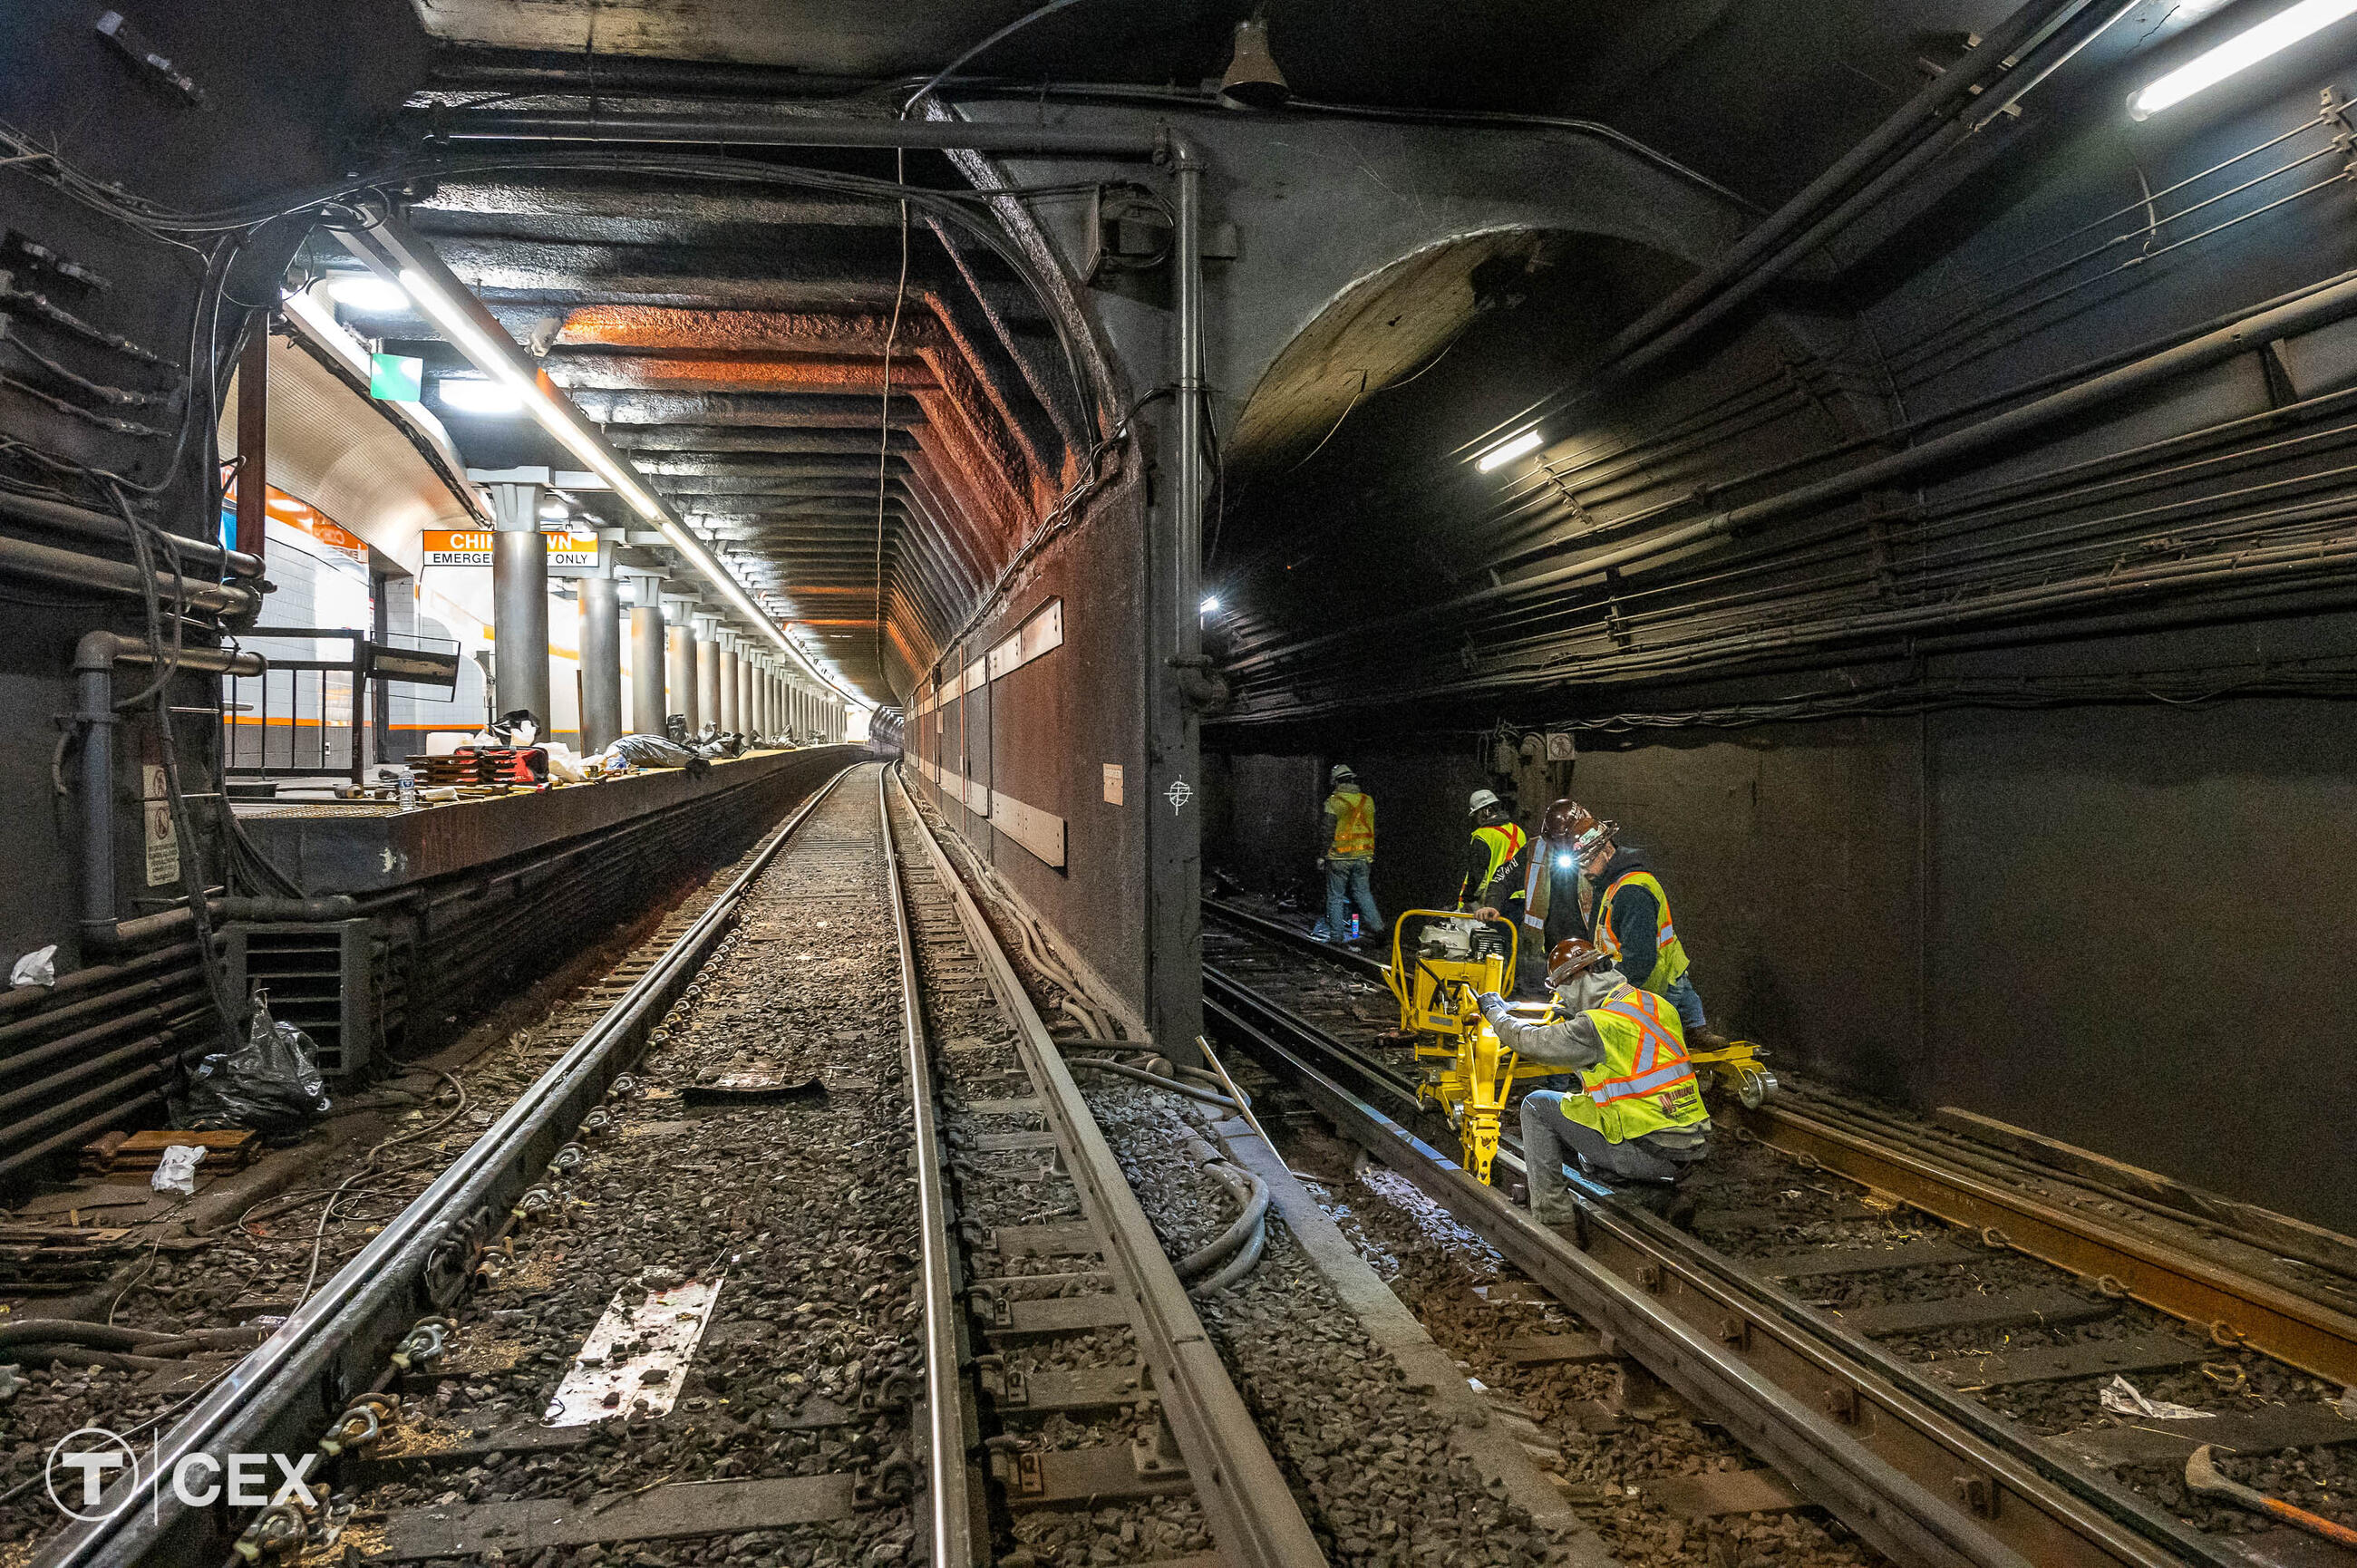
[1384,911,1526,1184]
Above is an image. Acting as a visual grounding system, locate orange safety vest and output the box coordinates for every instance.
[1325,789,1375,858]
[1592,870,1691,994]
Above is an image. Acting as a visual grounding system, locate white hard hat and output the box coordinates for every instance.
[1468,789,1501,816]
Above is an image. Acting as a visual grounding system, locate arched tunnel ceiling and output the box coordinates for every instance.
[1232,229,1566,473]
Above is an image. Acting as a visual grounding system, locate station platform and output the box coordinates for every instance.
[235,746,856,894]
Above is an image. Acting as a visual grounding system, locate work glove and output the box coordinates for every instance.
[1476,992,1510,1026]
[1314,857,1329,873]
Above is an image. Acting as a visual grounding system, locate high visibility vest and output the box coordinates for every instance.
[1465,824,1528,903]
[1325,790,1375,858]
[1593,870,1690,994]
[1556,986,1710,1144]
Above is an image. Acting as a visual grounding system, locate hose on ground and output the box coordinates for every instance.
[0,1319,261,1353]
[1066,1056,1239,1110]
[1177,1162,1269,1280]
[1188,1211,1269,1297]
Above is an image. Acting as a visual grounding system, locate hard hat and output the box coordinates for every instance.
[1540,799,1596,839]
[1568,813,1618,862]
[1547,938,1609,985]
[1468,788,1501,817]
[1330,763,1356,783]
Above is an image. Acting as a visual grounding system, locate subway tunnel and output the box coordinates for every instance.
[5,5,2357,1566]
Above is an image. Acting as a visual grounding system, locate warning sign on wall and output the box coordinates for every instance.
[424,529,600,568]
[142,764,179,887]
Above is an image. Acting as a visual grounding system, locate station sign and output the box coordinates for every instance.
[423,528,600,568]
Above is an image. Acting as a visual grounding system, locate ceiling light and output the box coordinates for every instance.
[436,377,527,416]
[2129,0,2357,118]
[1217,16,1291,109]
[325,274,411,313]
[1199,595,1221,614]
[538,499,569,520]
[1476,430,1543,471]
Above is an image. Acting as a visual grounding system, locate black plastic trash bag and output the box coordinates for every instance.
[601,733,711,778]
[178,992,332,1132]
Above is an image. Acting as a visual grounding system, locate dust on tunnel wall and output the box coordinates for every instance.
[1208,694,2357,1237]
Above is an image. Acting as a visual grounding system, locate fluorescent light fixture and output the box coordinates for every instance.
[382,255,870,710]
[435,377,526,416]
[1199,595,1221,614]
[325,274,410,313]
[1476,430,1543,471]
[2129,0,2357,118]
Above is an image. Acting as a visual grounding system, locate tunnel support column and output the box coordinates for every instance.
[664,594,698,735]
[1138,134,1212,1061]
[578,530,626,752]
[624,568,666,737]
[694,613,722,737]
[487,481,550,728]
[716,630,740,734]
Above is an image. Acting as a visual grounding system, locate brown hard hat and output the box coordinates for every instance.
[1547,938,1608,985]
[1540,798,1596,839]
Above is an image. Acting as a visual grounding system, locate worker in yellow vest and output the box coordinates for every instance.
[1459,789,1528,926]
[1312,764,1384,944]
[1566,813,1730,1050]
[1479,937,1711,1223]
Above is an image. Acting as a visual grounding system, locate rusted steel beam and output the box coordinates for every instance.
[1741,1102,2357,1387]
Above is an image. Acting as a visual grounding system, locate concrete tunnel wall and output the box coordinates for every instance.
[1205,648,2357,1240]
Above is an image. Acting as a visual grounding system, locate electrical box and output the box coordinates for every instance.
[223,920,379,1079]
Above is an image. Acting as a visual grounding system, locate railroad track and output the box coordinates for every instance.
[1200,899,2357,1568]
[28,767,1322,1568]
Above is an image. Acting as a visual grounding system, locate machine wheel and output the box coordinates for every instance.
[1737,1067,1778,1109]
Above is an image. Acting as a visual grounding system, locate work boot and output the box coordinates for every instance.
[1525,1151,1583,1227]
[1308,923,1334,943]
[1685,1025,1733,1052]
[1623,1179,1699,1232]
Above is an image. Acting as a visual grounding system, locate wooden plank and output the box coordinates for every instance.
[975,1129,1061,1152]
[993,1223,1099,1258]
[1495,1333,1617,1366]
[1756,1239,1979,1281]
[370,1475,856,1559]
[1831,1288,2114,1339]
[1646,1468,1811,1518]
[995,1294,1133,1335]
[1002,1445,1189,1508]
[964,1096,1045,1118]
[993,1362,1153,1415]
[1915,1332,2204,1390]
[2045,1401,2357,1470]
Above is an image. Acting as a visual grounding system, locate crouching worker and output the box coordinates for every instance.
[1477,938,1710,1224]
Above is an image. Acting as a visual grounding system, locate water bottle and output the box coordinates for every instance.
[1348,912,1361,941]
[396,768,418,812]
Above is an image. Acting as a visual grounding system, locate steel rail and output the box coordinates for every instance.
[877,769,977,1568]
[1204,900,2357,1385]
[1741,1100,2357,1389]
[1203,964,2245,1568]
[34,764,868,1568]
[885,770,1330,1568]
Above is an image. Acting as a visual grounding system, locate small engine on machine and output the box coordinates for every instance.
[1385,911,1526,1184]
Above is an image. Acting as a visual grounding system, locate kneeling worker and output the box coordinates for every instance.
[1478,938,1711,1223]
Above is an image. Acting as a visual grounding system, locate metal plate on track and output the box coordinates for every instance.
[543,1275,725,1426]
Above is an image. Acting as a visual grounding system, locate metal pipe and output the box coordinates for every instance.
[0,490,264,580]
[1168,133,1217,706]
[74,633,265,947]
[434,110,1163,158]
[579,577,623,750]
[1588,0,2090,375]
[2,535,261,615]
